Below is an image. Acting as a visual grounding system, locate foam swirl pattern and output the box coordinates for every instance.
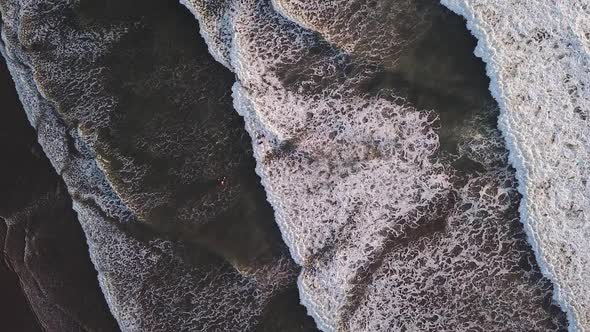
[440,1,590,330]
[181,0,570,330]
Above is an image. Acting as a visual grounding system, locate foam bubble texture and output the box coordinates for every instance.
[182,0,569,330]
[271,0,436,70]
[440,1,590,330]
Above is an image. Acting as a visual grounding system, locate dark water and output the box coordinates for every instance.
[0,54,44,332]
[362,7,495,157]
[1,1,319,330]
[0,40,120,332]
[0,231,42,332]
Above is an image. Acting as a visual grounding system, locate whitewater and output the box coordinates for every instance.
[181,0,586,331]
[441,1,590,330]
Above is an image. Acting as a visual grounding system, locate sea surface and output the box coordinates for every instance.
[443,1,590,329]
[182,0,569,330]
[0,0,584,330]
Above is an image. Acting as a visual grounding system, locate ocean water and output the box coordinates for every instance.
[1,0,585,330]
[181,0,570,330]
[442,1,590,330]
[0,51,44,332]
[0,1,317,330]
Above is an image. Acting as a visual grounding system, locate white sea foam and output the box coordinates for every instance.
[182,0,571,330]
[440,1,590,330]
